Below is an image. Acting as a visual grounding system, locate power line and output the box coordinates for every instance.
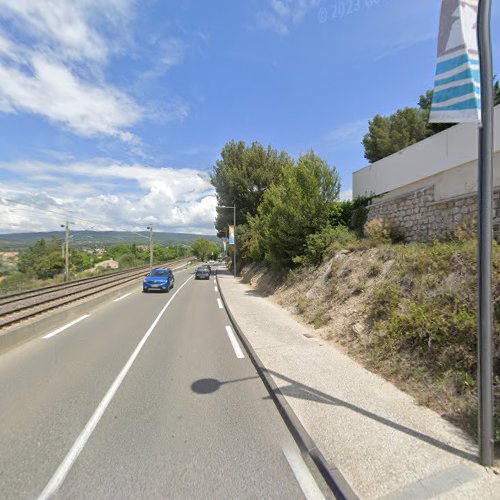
[0,197,152,237]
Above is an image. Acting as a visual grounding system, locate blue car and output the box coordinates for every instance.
[143,268,174,293]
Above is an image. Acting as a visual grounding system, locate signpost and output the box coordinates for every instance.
[430,0,494,465]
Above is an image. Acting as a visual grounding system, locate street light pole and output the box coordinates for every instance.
[477,0,494,467]
[147,225,153,273]
[233,203,237,278]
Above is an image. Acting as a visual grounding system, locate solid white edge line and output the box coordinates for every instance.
[224,325,244,359]
[42,315,91,340]
[37,275,194,500]
[283,446,325,500]
[217,298,223,309]
[113,292,132,303]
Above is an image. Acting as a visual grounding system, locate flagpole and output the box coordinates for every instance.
[477,0,494,467]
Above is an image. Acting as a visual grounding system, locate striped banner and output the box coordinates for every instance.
[430,0,481,123]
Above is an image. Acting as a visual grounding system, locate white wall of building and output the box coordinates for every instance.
[353,105,500,200]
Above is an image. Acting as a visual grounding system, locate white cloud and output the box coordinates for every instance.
[0,0,132,63]
[139,38,186,82]
[254,0,321,35]
[0,0,145,141]
[374,31,435,62]
[159,38,186,70]
[0,55,141,140]
[339,189,352,201]
[0,160,217,234]
[322,119,368,149]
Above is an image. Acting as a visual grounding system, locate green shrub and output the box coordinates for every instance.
[371,282,401,321]
[365,241,500,442]
[312,313,330,329]
[330,201,353,227]
[295,225,359,265]
[349,196,371,235]
[296,296,310,313]
[118,254,143,269]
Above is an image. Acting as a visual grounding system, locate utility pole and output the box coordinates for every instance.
[147,225,153,273]
[61,222,70,282]
[477,0,494,466]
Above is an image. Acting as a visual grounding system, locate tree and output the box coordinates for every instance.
[418,90,455,135]
[364,78,500,164]
[211,140,292,237]
[255,151,341,268]
[191,238,220,261]
[18,237,65,279]
[362,108,429,163]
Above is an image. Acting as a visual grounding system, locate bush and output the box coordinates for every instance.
[349,196,371,236]
[366,241,500,442]
[117,254,143,269]
[364,219,390,241]
[364,218,405,243]
[330,201,354,227]
[240,221,265,263]
[295,225,359,265]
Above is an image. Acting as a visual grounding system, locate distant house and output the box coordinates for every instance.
[93,259,119,270]
[0,252,19,259]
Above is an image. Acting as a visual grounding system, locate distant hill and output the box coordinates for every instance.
[0,231,219,250]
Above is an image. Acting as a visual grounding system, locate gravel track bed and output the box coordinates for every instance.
[0,258,190,328]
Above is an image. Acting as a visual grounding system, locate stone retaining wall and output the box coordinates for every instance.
[367,185,500,242]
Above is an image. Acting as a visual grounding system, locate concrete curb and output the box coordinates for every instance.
[0,261,193,355]
[216,271,358,500]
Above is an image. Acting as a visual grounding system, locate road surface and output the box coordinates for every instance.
[0,266,325,499]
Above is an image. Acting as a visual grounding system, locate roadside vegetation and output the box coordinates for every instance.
[211,137,499,445]
[0,237,191,294]
[191,237,220,261]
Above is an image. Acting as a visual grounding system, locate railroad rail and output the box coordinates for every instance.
[0,258,191,330]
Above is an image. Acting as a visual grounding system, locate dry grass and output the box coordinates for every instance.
[242,240,500,447]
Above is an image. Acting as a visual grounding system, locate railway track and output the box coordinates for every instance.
[0,258,191,330]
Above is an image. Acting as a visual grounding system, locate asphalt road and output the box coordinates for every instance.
[0,265,325,499]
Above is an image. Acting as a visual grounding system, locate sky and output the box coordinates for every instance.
[0,0,498,234]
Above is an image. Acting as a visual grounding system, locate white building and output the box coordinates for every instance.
[352,105,500,241]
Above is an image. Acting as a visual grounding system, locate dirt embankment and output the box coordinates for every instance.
[240,241,500,444]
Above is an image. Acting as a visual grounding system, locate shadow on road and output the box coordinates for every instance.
[264,369,478,463]
[191,376,259,395]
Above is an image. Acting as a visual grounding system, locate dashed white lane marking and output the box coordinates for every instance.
[37,275,194,500]
[214,285,218,292]
[283,446,325,500]
[217,298,223,309]
[225,325,245,359]
[42,315,91,340]
[113,292,132,302]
